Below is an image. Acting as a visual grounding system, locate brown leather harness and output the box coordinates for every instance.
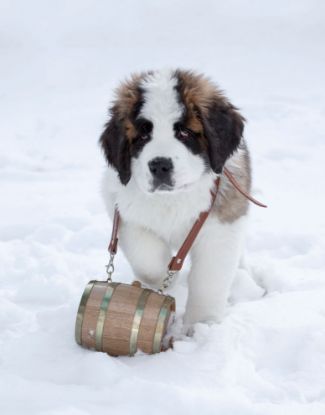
[107,169,267,290]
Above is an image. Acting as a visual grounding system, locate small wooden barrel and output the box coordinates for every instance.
[75,280,176,356]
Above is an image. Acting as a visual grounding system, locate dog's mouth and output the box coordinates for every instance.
[149,175,175,193]
[144,173,198,194]
[149,181,194,194]
[150,183,174,193]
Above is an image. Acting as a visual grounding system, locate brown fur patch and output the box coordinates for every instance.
[111,71,153,142]
[185,103,204,133]
[113,73,144,120]
[124,119,137,142]
[213,141,251,223]
[175,69,230,116]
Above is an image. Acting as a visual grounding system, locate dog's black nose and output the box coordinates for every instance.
[148,157,173,180]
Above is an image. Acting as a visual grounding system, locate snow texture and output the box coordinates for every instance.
[1,1,325,414]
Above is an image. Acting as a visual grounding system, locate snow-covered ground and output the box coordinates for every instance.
[1,1,325,414]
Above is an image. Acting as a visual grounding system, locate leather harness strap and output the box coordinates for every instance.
[108,170,267,273]
[168,177,220,271]
[223,167,268,208]
[108,206,120,255]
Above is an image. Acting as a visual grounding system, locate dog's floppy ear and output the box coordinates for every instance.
[99,110,131,185]
[202,102,245,174]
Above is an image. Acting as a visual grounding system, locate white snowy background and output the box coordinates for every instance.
[1,0,325,414]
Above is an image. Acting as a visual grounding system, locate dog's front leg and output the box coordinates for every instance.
[184,216,247,327]
[119,222,171,289]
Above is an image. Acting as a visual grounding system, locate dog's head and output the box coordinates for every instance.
[100,69,245,193]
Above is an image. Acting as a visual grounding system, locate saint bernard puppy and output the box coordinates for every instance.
[100,69,251,328]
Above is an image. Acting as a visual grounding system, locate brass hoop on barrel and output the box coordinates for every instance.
[75,280,96,345]
[152,296,175,353]
[129,289,152,356]
[95,282,120,351]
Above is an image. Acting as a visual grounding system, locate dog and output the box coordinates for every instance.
[100,69,251,328]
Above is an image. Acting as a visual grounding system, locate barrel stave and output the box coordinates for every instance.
[81,282,108,349]
[102,284,143,356]
[136,292,166,354]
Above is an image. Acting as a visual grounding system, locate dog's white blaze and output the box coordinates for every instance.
[140,69,183,128]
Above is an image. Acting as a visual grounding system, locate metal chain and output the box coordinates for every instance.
[158,270,177,294]
[105,254,115,282]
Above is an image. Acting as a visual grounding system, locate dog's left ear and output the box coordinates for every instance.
[202,102,245,174]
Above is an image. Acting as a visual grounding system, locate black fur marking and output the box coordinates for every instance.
[201,102,244,174]
[130,118,153,159]
[99,86,154,185]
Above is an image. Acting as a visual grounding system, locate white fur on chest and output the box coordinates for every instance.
[102,168,218,248]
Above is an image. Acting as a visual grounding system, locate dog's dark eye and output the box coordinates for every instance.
[176,127,193,140]
[139,120,152,140]
[179,129,189,139]
[141,133,150,140]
